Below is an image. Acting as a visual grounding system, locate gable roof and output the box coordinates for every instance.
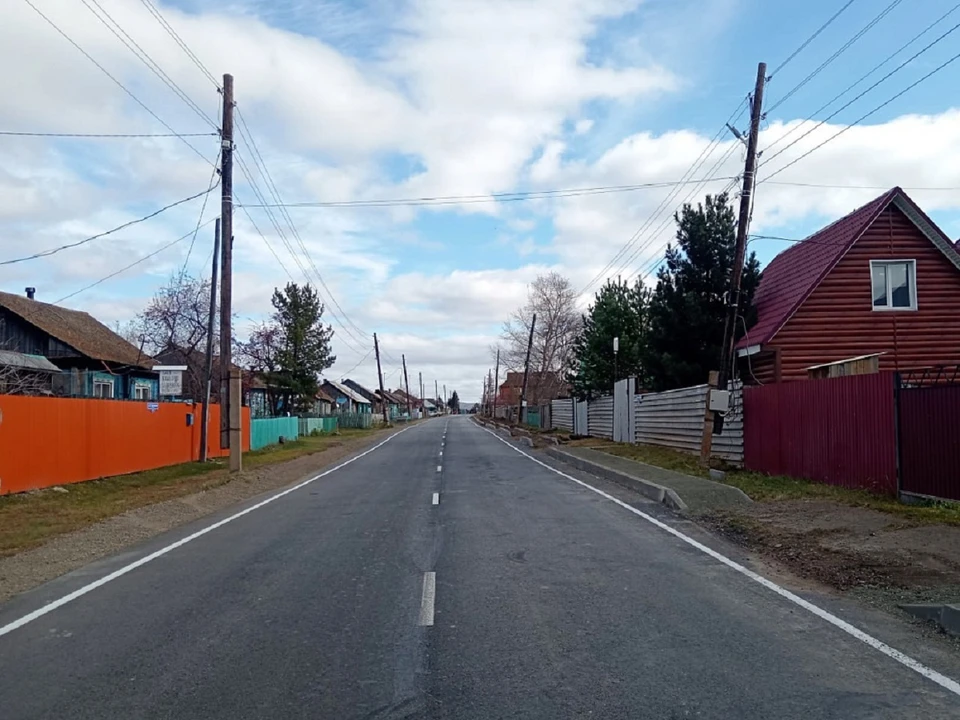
[738,187,960,349]
[376,388,403,405]
[321,378,370,404]
[342,378,378,402]
[0,291,154,369]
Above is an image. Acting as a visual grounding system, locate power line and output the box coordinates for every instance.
[138,0,220,88]
[338,348,374,378]
[237,177,740,210]
[21,0,213,167]
[762,5,960,158]
[765,0,903,115]
[0,184,219,266]
[180,150,221,274]
[768,0,858,79]
[80,0,218,129]
[55,218,218,304]
[768,181,960,191]
[579,99,749,295]
[0,130,215,138]
[760,44,960,184]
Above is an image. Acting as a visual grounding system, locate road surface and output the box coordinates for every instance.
[1,416,959,718]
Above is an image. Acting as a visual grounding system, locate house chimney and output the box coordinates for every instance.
[25,287,35,300]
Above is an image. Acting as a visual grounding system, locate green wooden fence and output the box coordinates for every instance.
[336,412,373,429]
[298,417,339,436]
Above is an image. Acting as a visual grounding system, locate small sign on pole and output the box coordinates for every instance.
[154,365,187,397]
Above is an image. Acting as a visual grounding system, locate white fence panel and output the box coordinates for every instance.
[588,396,614,439]
[551,398,574,431]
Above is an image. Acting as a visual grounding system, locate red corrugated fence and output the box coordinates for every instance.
[743,373,898,494]
[898,384,960,501]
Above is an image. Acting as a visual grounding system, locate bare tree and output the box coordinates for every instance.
[497,272,581,403]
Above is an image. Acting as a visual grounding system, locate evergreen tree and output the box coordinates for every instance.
[449,390,460,413]
[568,279,648,399]
[644,193,761,391]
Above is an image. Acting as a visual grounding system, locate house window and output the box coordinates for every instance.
[93,379,114,398]
[134,384,151,400]
[871,260,917,310]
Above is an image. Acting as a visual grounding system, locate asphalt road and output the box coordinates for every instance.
[1,416,960,718]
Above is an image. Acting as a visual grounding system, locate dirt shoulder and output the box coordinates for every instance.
[0,427,397,603]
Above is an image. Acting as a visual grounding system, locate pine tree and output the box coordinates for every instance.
[568,278,648,399]
[644,193,761,391]
[449,390,460,413]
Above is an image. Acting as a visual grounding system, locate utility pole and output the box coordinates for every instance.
[493,348,500,419]
[716,61,765,434]
[435,379,439,411]
[199,218,220,462]
[402,354,412,418]
[443,383,447,413]
[517,313,537,423]
[219,72,235,451]
[374,333,388,424]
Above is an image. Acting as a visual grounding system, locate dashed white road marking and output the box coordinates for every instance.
[436,465,442,473]
[418,572,436,626]
[439,450,443,457]
[0,426,414,639]
[476,423,960,699]
[432,492,440,505]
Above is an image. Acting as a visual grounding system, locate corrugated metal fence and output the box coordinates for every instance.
[587,396,614,439]
[299,417,339,436]
[250,417,299,450]
[743,373,898,494]
[551,398,573,431]
[898,383,960,501]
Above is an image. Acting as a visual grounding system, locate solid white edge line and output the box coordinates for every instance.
[418,571,436,626]
[476,423,960,698]
[432,492,440,505]
[0,425,414,639]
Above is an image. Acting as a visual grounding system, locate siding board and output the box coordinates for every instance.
[771,206,960,380]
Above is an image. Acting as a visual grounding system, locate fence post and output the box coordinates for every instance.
[894,371,903,500]
[700,371,719,466]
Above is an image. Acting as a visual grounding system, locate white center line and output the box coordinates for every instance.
[418,572,436,626]
[439,450,443,457]
[476,423,960,699]
[436,465,442,473]
[432,492,440,505]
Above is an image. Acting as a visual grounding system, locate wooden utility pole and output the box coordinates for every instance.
[199,218,220,462]
[492,349,500,419]
[443,384,447,412]
[419,372,424,413]
[219,72,235,450]
[716,62,765,433]
[374,333,388,424]
[517,313,537,423]
[402,354,412,418]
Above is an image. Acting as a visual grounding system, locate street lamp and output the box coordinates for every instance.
[613,336,619,387]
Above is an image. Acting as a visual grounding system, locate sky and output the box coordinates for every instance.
[2,0,960,404]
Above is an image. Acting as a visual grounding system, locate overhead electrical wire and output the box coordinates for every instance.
[767,0,859,80]
[179,150,221,274]
[761,5,960,159]
[21,0,214,167]
[760,42,960,183]
[79,0,218,130]
[0,130,216,138]
[338,348,375,378]
[578,98,749,295]
[138,0,220,88]
[765,0,904,115]
[0,184,219,266]
[238,177,741,210]
[55,218,219,304]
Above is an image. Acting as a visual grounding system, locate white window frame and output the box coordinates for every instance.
[93,379,114,398]
[870,259,917,311]
[134,384,151,400]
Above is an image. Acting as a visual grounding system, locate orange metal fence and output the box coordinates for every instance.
[0,396,250,495]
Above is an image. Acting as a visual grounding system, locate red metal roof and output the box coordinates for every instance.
[737,188,900,349]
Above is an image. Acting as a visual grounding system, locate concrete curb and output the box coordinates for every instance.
[545,447,688,513]
[899,603,960,637]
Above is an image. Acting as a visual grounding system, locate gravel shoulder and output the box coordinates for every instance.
[0,428,396,604]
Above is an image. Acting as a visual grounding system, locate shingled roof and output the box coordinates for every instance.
[738,187,960,349]
[0,291,154,369]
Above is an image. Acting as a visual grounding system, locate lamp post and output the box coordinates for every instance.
[613,336,619,390]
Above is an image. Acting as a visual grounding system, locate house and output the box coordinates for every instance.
[497,370,567,407]
[391,387,421,412]
[320,379,372,413]
[314,387,336,416]
[0,289,158,399]
[737,187,960,383]
[375,388,404,419]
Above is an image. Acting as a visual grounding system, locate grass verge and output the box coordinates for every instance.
[596,441,960,527]
[0,428,381,558]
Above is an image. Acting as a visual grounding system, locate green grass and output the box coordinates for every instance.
[597,441,960,526]
[0,426,382,556]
